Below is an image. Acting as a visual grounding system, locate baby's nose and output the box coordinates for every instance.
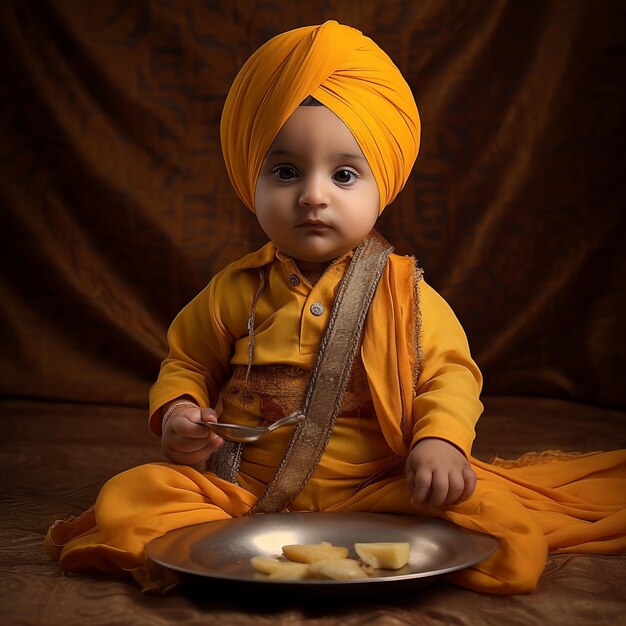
[299,174,330,207]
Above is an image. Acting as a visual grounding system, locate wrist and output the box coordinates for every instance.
[161,400,198,432]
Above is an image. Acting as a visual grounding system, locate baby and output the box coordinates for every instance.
[47,21,625,595]
[157,94,479,511]
[149,21,482,516]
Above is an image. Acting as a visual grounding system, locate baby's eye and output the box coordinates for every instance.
[333,168,358,185]
[272,166,298,181]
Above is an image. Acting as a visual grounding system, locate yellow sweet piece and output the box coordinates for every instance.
[307,558,370,580]
[250,556,309,579]
[354,542,410,569]
[282,541,349,563]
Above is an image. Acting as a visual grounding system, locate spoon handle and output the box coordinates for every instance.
[267,411,305,431]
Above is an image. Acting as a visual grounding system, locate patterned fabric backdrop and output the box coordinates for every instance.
[1,1,625,409]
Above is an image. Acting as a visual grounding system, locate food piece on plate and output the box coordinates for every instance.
[307,558,371,580]
[250,555,287,574]
[268,563,310,580]
[250,556,309,579]
[282,541,349,563]
[354,542,410,569]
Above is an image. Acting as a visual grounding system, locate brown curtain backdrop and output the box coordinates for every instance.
[1,1,625,409]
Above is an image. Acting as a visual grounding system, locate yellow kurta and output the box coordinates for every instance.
[47,243,626,594]
[147,242,482,506]
[149,242,482,456]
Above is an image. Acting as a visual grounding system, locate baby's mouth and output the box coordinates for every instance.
[298,219,332,229]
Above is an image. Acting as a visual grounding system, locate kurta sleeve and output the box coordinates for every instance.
[148,272,237,435]
[410,281,483,457]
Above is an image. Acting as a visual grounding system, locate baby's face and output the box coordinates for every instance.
[254,106,379,274]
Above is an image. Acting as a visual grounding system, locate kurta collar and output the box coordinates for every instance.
[228,241,278,271]
[229,241,355,272]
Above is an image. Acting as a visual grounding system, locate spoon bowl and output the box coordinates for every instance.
[194,411,305,443]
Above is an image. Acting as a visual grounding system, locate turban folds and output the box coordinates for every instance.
[220,21,420,213]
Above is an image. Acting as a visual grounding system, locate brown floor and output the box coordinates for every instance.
[1,396,625,625]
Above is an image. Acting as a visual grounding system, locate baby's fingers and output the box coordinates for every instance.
[426,471,453,508]
[165,437,222,466]
[458,465,477,502]
[409,468,434,506]
[175,417,215,439]
[199,407,220,423]
[442,470,466,506]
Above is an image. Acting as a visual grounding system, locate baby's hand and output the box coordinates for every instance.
[405,438,476,508]
[161,404,223,465]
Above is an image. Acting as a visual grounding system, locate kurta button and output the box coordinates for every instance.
[310,302,325,316]
[288,273,300,287]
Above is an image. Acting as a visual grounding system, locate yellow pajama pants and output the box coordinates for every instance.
[46,449,626,594]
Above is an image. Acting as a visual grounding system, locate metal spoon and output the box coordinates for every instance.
[194,411,305,443]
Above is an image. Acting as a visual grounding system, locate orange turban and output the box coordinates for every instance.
[220,20,420,214]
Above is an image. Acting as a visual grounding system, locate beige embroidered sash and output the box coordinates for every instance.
[252,230,393,512]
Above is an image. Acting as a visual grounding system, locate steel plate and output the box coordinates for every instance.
[146,512,499,589]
